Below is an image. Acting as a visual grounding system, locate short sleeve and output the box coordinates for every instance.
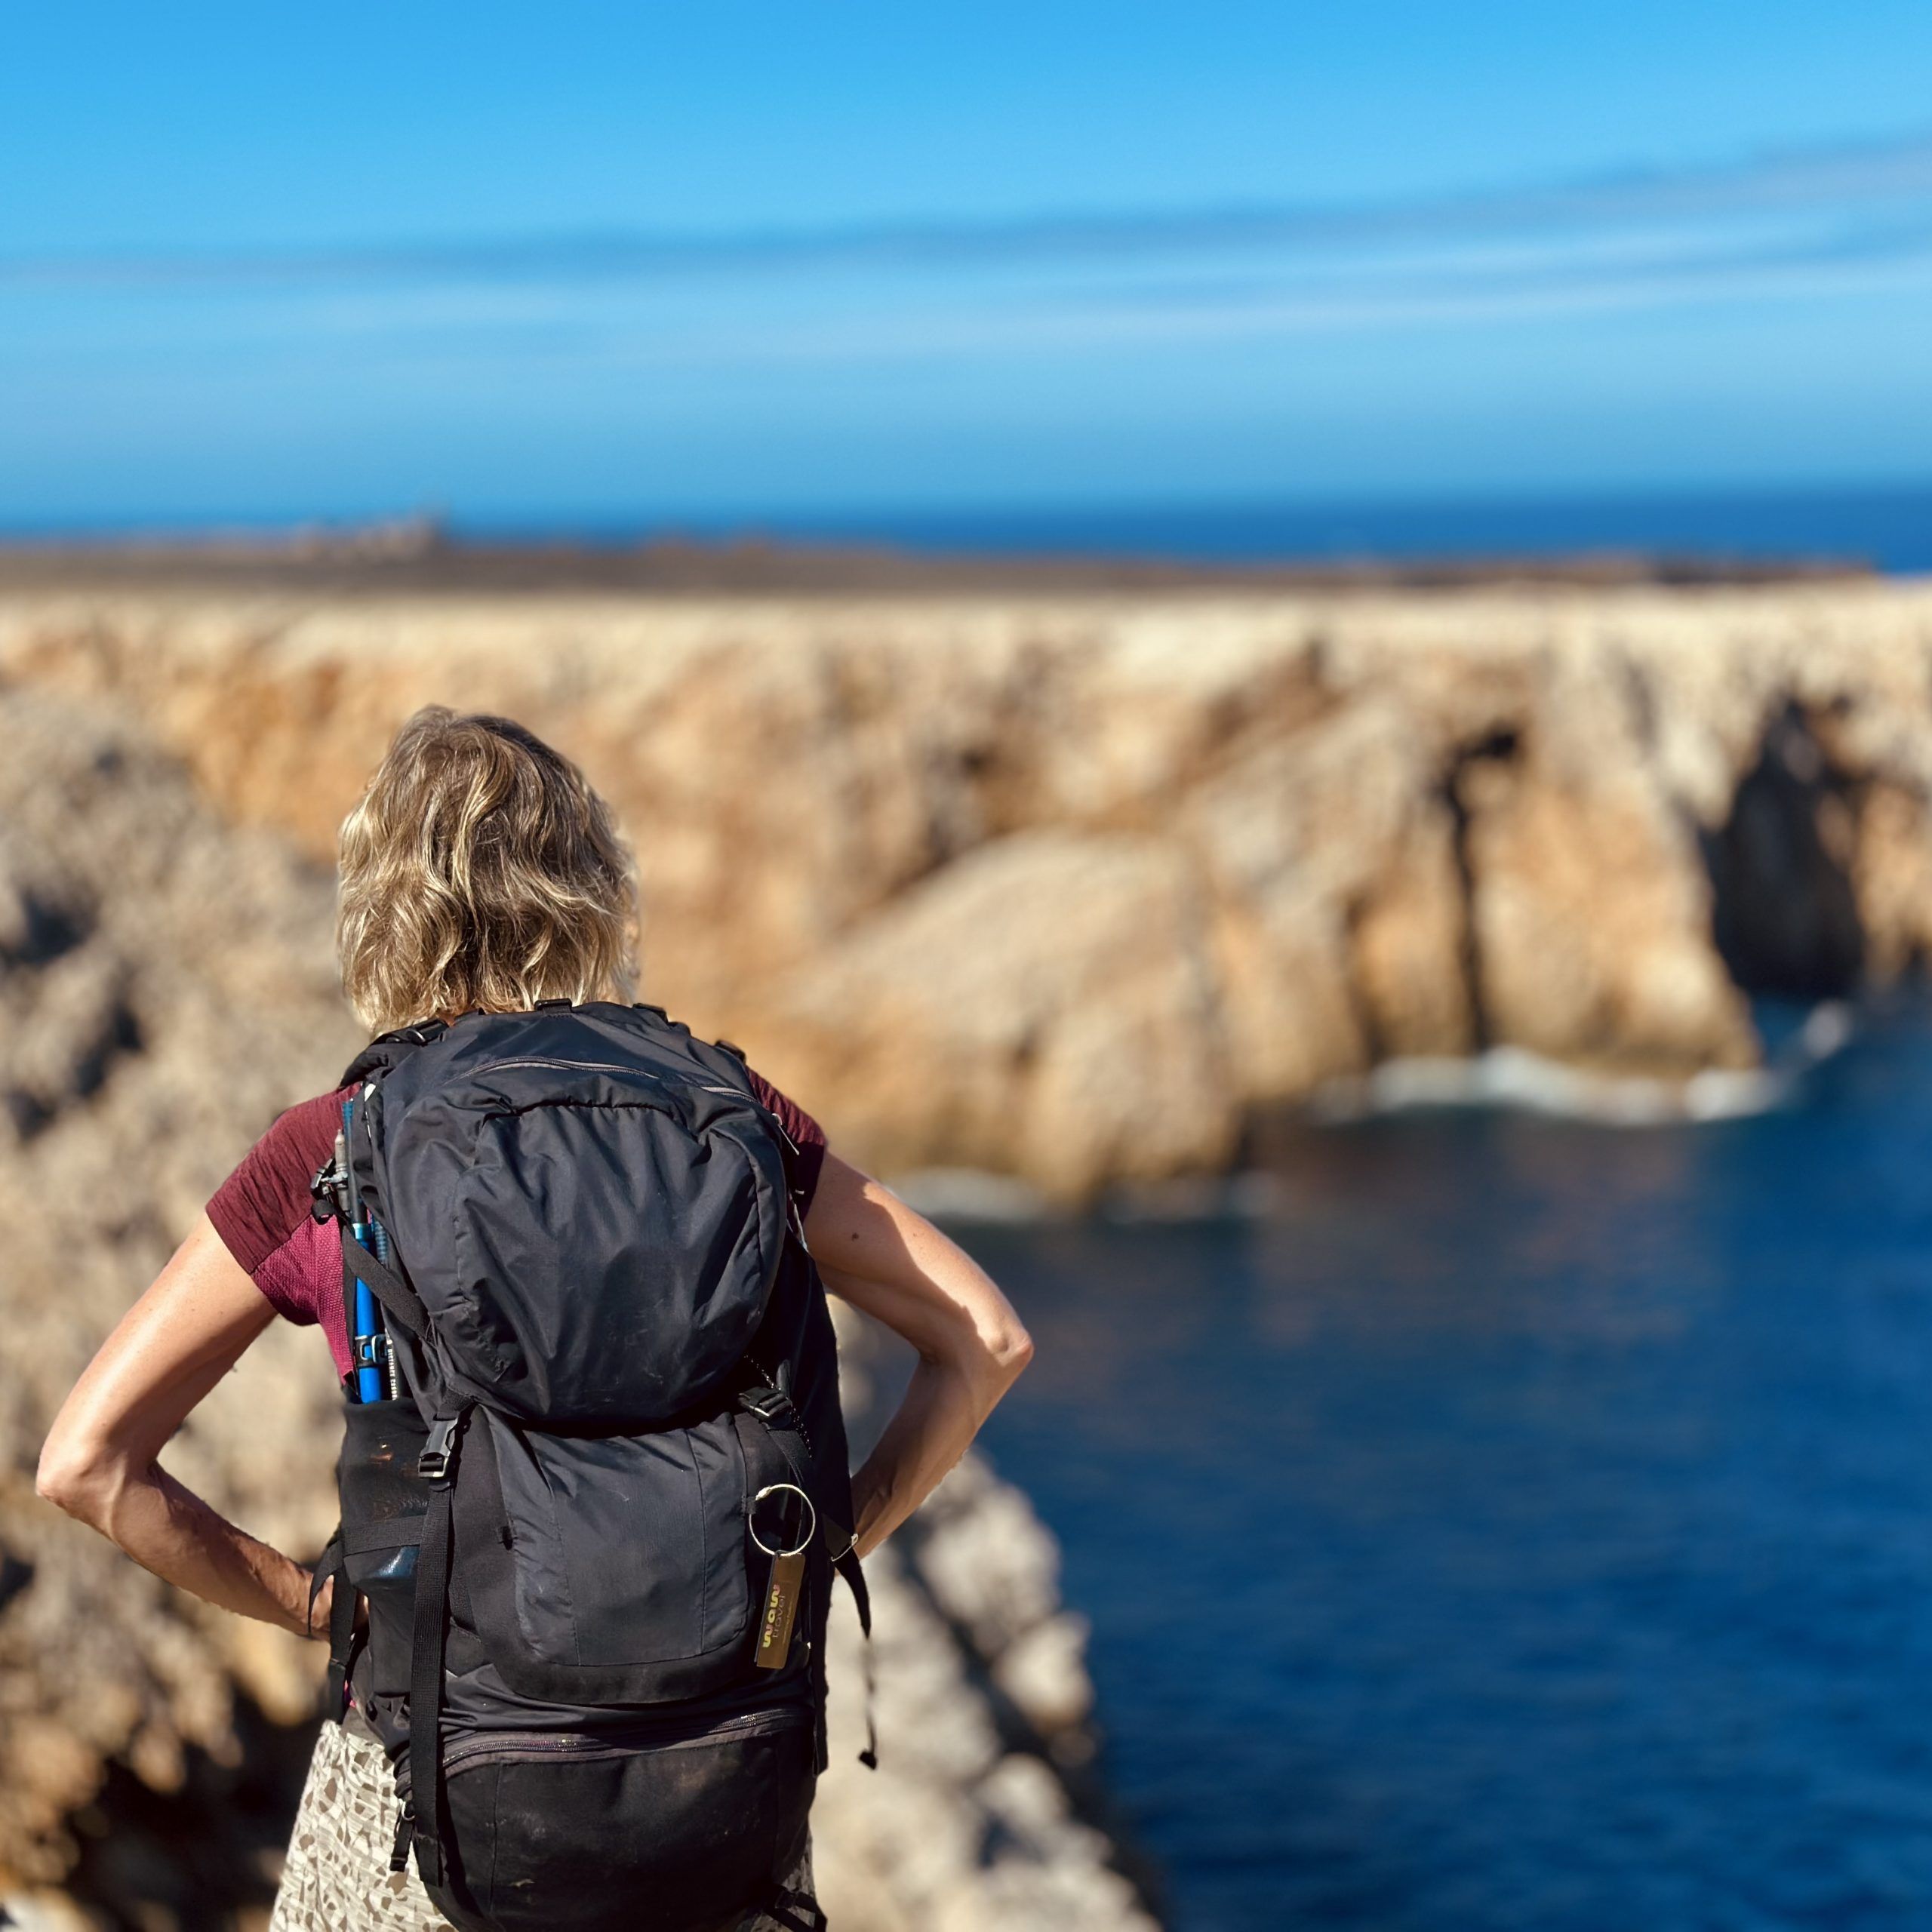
[746,1071,829,1212]
[207,1085,354,1343]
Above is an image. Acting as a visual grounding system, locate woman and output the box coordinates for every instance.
[36,706,1033,1930]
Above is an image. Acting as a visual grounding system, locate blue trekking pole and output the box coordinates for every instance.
[343,1098,386,1404]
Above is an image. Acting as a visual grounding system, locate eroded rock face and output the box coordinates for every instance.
[8,582,1932,1194]
[0,687,1146,1927]
[814,1345,1155,1932]
[0,686,358,1887]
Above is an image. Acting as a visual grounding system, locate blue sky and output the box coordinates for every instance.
[5,2,1932,528]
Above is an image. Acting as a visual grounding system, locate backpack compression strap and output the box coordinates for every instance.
[306,1530,358,1721]
[767,1890,829,1931]
[393,1408,469,1887]
[335,1222,431,1344]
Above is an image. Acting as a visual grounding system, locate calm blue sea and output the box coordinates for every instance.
[971,1001,1932,1932]
[20,481,1932,574]
[657,483,1932,574]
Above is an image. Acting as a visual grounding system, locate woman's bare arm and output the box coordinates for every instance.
[35,1214,328,1638]
[803,1152,1032,1557]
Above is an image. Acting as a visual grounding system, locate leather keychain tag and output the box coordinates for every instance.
[755,1549,806,1669]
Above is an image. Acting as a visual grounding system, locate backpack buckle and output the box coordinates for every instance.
[353,1333,393,1371]
[740,1383,804,1434]
[417,1416,464,1485]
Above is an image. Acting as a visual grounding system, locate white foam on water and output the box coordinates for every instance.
[1311,1001,1856,1128]
[888,1004,1864,1228]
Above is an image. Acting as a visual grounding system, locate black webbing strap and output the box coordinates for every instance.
[766,1888,827,1931]
[833,1545,878,1770]
[337,1221,430,1343]
[340,1520,425,1557]
[399,1413,465,1885]
[308,1530,356,1723]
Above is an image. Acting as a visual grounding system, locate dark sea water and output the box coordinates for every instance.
[681,482,1932,575]
[969,1002,1932,1932]
[26,479,1932,574]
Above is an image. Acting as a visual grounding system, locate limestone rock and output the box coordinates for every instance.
[0,687,357,1888]
[757,830,1238,1198]
[14,581,1932,1196]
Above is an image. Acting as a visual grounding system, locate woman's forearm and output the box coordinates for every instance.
[816,1222,1032,1556]
[54,1456,324,1636]
[845,1354,1002,1557]
[36,1215,326,1638]
[803,1155,1032,1555]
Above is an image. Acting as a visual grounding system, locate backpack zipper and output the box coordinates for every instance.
[469,1059,796,1149]
[438,1706,810,1778]
[471,1055,691,1079]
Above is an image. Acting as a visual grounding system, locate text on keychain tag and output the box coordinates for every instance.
[755,1548,807,1669]
[750,1481,816,1672]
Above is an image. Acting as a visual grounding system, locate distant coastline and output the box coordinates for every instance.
[5,478,1932,592]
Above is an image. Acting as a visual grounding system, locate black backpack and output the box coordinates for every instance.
[307,1002,872,1932]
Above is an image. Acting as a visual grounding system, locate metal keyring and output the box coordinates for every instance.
[749,1481,817,1559]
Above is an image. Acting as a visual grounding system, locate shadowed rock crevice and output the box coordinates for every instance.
[1441,727,1523,1053]
[1703,701,1865,999]
[4,973,144,1142]
[0,886,93,972]
[57,1695,317,1932]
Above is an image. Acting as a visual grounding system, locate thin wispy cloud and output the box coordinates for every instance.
[10,127,1932,395]
[6,128,1932,291]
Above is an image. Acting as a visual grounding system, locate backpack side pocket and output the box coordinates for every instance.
[337,1396,429,1700]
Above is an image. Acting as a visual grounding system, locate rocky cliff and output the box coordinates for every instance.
[0,685,1149,1929]
[6,580,1932,1195]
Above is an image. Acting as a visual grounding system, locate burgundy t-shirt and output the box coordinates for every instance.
[208,1066,829,1380]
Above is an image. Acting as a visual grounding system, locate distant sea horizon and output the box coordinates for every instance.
[8,478,1932,577]
[632,479,1932,576]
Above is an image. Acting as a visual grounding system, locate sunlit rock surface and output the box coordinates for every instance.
[9,580,1932,1193]
[0,687,357,1900]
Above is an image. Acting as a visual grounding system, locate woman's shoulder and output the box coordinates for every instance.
[743,1067,829,1210]
[207,1084,353,1278]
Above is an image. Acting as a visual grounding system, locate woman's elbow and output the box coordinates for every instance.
[977,1315,1035,1398]
[35,1431,115,1525]
[998,1320,1035,1380]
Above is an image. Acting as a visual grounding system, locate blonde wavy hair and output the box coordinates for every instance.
[337,707,638,1034]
